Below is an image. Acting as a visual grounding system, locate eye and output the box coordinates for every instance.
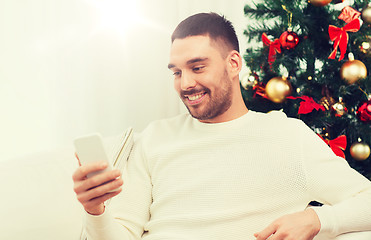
[172,71,181,77]
[193,66,205,73]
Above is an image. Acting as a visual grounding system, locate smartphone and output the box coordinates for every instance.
[73,133,113,178]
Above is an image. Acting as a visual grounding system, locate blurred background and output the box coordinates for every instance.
[0,0,250,161]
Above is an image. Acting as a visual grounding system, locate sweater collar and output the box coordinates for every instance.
[189,110,255,131]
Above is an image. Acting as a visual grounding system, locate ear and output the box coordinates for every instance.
[227,50,242,79]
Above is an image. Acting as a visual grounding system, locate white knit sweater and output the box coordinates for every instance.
[85,111,371,240]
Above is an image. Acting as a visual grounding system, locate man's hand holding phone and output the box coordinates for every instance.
[72,134,124,215]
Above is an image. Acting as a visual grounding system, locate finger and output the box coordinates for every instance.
[85,169,121,191]
[84,189,122,210]
[74,168,121,194]
[72,161,108,181]
[77,176,123,203]
[254,224,277,240]
[75,152,81,166]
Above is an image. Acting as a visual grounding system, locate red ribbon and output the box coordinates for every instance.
[286,96,325,114]
[318,134,347,158]
[328,19,360,61]
[338,6,361,23]
[262,33,281,65]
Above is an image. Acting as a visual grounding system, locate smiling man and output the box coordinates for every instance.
[168,34,244,123]
[73,13,371,240]
[167,15,248,124]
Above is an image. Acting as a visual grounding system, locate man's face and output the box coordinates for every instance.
[168,35,233,122]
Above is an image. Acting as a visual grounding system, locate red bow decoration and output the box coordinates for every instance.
[338,6,361,23]
[286,96,325,114]
[262,33,281,65]
[328,19,360,61]
[318,134,347,158]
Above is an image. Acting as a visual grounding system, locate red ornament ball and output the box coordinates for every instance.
[279,30,299,49]
[309,0,332,7]
[357,100,371,122]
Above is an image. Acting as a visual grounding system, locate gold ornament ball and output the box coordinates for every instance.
[361,5,371,24]
[320,96,335,111]
[340,59,368,84]
[308,0,332,7]
[350,142,371,161]
[265,77,292,103]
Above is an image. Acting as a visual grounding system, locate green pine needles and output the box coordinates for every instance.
[242,0,371,178]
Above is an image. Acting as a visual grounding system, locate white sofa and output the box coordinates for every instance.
[0,144,85,240]
[1,138,371,240]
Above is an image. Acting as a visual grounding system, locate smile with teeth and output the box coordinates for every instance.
[185,92,207,104]
[188,93,204,100]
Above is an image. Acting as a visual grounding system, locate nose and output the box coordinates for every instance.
[180,71,197,90]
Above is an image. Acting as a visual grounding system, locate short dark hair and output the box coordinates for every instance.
[171,12,239,53]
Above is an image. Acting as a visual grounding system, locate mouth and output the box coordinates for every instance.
[184,92,207,105]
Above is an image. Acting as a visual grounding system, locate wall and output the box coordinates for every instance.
[0,0,250,161]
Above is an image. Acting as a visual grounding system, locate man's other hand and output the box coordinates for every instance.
[254,208,321,240]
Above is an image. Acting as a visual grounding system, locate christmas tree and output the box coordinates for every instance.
[241,0,371,179]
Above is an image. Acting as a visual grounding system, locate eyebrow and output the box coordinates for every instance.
[168,57,209,69]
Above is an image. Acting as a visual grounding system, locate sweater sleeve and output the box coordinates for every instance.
[84,135,152,240]
[297,120,371,237]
